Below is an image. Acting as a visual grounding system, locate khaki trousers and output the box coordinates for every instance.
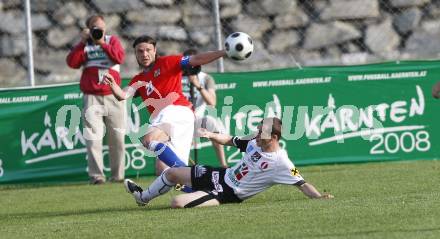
[82,94,126,182]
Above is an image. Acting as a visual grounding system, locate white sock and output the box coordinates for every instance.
[146,141,160,152]
[141,169,174,202]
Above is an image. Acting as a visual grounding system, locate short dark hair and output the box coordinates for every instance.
[85,15,104,28]
[183,48,198,56]
[262,117,282,140]
[132,35,156,48]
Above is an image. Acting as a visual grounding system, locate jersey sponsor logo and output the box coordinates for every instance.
[250,151,262,162]
[260,161,269,170]
[291,168,300,176]
[227,171,240,186]
[211,171,224,193]
[234,162,249,180]
[154,68,161,77]
[86,49,107,60]
[85,44,107,61]
[246,145,254,153]
[145,81,154,96]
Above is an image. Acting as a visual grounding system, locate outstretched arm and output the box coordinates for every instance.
[198,128,234,146]
[103,73,134,101]
[296,183,334,199]
[189,50,227,66]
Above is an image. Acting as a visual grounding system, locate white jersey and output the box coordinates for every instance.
[224,139,304,200]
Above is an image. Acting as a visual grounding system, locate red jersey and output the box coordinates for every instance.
[66,35,125,95]
[129,55,192,114]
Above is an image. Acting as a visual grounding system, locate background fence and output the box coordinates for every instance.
[1,0,440,88]
[2,60,439,183]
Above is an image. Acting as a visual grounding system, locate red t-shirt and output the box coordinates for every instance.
[129,55,192,115]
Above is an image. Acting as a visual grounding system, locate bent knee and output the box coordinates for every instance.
[164,168,179,183]
[142,136,154,149]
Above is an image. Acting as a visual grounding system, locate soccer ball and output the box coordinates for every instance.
[224,32,253,61]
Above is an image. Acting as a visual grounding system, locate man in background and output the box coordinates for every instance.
[182,48,228,168]
[66,15,126,184]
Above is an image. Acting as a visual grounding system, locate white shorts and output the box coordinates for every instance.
[148,105,194,164]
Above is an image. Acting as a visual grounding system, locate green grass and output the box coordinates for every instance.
[1,160,439,239]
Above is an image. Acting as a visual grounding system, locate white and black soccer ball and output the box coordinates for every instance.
[224,32,254,61]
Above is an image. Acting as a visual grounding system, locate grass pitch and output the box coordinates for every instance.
[1,160,439,239]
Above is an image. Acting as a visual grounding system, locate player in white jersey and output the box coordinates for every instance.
[124,117,333,208]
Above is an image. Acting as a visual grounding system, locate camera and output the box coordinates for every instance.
[90,27,103,40]
[182,65,201,76]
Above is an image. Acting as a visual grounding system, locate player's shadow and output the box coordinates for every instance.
[0,205,170,220]
[310,227,440,238]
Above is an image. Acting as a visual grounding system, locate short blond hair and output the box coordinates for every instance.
[262,117,282,140]
[85,15,104,28]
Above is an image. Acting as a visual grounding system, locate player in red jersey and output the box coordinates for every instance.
[104,35,226,175]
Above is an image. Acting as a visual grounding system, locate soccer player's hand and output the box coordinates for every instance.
[80,28,90,43]
[197,128,214,139]
[320,193,334,199]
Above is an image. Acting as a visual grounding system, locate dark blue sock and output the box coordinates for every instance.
[151,142,186,167]
[150,141,194,193]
